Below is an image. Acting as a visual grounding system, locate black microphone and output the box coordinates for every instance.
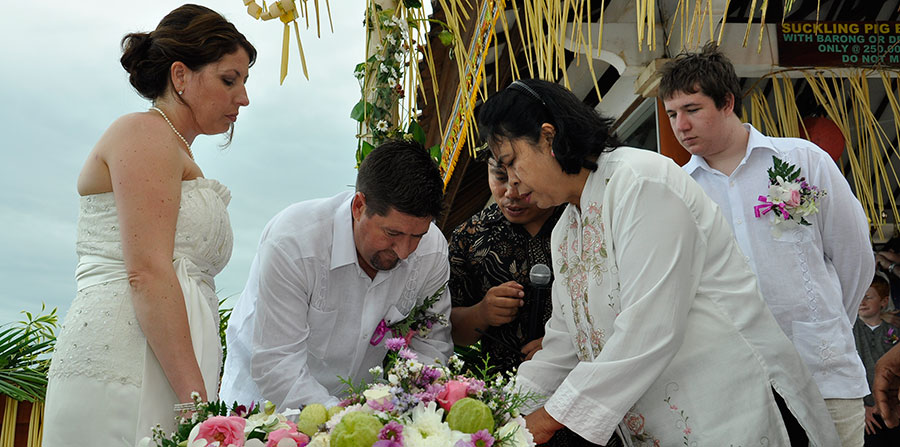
[525,264,552,341]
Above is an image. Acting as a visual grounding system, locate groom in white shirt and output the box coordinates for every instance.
[220,139,454,410]
[661,43,874,446]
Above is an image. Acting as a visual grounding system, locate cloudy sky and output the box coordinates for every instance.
[0,1,378,324]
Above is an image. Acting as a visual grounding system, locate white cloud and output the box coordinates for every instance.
[0,0,368,323]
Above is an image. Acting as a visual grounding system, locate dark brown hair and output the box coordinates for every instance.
[120,4,257,100]
[356,139,445,219]
[659,41,743,116]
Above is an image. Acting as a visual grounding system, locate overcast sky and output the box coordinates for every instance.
[0,1,377,324]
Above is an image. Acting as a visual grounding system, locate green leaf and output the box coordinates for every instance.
[429,144,442,163]
[350,101,374,122]
[408,120,427,145]
[405,0,423,8]
[438,30,454,46]
[357,140,377,166]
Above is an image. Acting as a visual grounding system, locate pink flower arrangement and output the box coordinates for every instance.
[142,399,308,447]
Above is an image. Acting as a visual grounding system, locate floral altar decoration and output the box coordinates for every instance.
[142,341,535,447]
[143,299,537,447]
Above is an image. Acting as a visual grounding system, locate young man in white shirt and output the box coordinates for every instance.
[661,42,874,446]
[220,140,454,410]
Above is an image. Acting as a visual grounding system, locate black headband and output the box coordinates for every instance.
[507,80,546,106]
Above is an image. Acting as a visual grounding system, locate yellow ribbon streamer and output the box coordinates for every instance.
[244,0,314,82]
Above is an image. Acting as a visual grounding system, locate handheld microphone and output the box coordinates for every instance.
[525,264,552,341]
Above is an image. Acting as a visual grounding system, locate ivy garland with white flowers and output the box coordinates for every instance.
[351,2,454,166]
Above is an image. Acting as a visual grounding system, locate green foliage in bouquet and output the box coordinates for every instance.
[0,304,58,402]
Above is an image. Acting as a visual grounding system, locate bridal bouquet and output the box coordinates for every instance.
[753,156,826,231]
[297,339,537,447]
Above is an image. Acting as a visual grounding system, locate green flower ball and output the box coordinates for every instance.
[446,398,495,434]
[331,412,384,447]
[297,403,329,436]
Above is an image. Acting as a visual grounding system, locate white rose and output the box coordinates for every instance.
[363,384,393,404]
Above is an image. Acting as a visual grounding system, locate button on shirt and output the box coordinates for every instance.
[683,124,873,399]
[220,191,453,409]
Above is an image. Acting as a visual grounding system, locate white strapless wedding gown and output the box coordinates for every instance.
[42,178,233,446]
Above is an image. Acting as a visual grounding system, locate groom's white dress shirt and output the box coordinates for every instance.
[220,191,453,409]
[684,124,872,400]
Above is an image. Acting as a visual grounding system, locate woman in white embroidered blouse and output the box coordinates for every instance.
[476,79,839,446]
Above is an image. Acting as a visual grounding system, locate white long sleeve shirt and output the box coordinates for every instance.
[516,148,838,446]
[220,192,453,409]
[684,124,873,399]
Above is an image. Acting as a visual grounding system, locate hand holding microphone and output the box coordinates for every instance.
[478,281,525,326]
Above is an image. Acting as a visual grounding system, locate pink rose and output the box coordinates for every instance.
[436,380,469,412]
[787,189,801,207]
[197,416,247,446]
[266,428,310,447]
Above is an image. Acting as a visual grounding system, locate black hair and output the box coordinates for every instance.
[477,79,620,174]
[356,139,445,219]
[659,41,743,115]
[120,4,257,101]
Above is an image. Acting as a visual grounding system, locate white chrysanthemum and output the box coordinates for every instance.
[369,365,384,376]
[325,404,364,431]
[307,432,331,447]
[497,416,536,447]
[376,120,390,132]
[404,402,455,447]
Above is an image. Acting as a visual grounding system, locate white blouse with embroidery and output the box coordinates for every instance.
[515,148,839,446]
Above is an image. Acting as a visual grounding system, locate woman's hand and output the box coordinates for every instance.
[524,407,564,445]
[521,337,543,361]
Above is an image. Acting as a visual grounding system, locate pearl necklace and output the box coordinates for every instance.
[150,106,194,159]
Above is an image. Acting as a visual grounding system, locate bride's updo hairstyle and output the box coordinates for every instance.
[120,3,257,101]
[477,78,620,174]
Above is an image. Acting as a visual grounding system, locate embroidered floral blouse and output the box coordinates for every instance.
[515,148,839,446]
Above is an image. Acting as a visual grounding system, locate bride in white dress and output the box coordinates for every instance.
[42,5,255,446]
